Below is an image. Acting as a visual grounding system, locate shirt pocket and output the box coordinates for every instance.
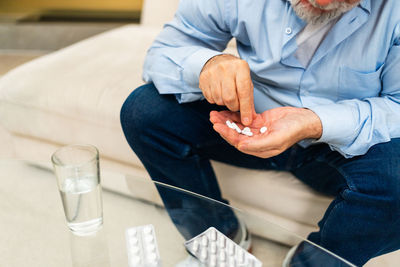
[338,65,383,100]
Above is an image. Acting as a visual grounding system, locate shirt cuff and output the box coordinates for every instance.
[175,93,205,103]
[307,103,359,146]
[182,48,224,88]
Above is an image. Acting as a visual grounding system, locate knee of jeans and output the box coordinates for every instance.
[120,84,156,140]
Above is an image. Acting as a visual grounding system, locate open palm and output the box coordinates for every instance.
[210,107,322,158]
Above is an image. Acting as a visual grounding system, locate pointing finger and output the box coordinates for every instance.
[235,61,255,126]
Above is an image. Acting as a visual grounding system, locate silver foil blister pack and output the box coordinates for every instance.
[125,224,162,267]
[184,227,262,267]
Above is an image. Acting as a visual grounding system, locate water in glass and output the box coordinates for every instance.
[60,174,103,236]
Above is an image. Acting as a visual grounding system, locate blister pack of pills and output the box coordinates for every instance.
[125,224,162,267]
[184,227,262,267]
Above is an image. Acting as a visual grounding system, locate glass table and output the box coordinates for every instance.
[0,160,355,266]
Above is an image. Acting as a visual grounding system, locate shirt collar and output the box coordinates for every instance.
[359,0,371,14]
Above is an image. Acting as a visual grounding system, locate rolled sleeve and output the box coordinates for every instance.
[182,48,223,88]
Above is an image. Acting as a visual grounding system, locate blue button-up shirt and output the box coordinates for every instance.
[143,0,400,158]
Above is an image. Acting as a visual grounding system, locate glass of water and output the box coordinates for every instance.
[52,144,103,236]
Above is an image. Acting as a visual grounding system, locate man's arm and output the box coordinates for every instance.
[308,34,400,158]
[209,29,400,160]
[143,0,232,103]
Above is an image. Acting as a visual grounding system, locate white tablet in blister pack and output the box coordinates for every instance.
[184,227,262,267]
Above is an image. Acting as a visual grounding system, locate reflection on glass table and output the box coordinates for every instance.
[0,160,354,267]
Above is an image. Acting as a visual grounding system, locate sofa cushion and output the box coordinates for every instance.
[0,25,162,167]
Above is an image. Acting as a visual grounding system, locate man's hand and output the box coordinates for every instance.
[209,107,323,158]
[199,54,255,126]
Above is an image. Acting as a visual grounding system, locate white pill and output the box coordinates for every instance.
[260,126,267,133]
[219,250,226,262]
[218,235,226,248]
[231,122,242,133]
[210,229,217,241]
[242,127,251,133]
[229,257,236,267]
[130,237,139,245]
[226,120,233,128]
[201,235,209,246]
[210,254,217,266]
[130,256,141,265]
[147,244,156,252]
[192,240,199,252]
[201,249,208,260]
[228,242,235,255]
[211,242,217,254]
[148,252,157,261]
[143,226,152,235]
[219,262,226,267]
[145,235,154,243]
[242,131,253,137]
[131,246,140,255]
[129,229,137,237]
[236,249,245,263]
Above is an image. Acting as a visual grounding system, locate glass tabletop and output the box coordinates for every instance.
[0,160,355,267]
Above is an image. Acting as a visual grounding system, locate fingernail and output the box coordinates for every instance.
[243,117,250,125]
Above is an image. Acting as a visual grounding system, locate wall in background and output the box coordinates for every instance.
[0,0,143,22]
[0,0,143,13]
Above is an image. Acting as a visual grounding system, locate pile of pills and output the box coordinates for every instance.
[125,224,161,267]
[226,120,267,137]
[184,227,262,267]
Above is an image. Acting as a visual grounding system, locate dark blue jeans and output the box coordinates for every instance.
[120,83,400,266]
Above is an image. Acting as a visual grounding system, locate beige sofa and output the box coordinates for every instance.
[0,0,398,265]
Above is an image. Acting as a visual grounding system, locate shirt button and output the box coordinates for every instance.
[285,27,292,35]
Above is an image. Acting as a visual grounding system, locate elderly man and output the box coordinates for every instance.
[121,0,400,265]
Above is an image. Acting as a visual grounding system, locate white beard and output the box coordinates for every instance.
[290,0,360,25]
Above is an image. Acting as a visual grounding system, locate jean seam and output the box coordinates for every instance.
[193,154,214,191]
[315,156,359,193]
[193,139,229,153]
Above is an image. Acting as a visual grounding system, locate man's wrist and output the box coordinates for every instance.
[303,108,323,139]
[200,54,236,75]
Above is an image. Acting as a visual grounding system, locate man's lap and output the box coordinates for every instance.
[123,83,400,198]
[122,83,296,171]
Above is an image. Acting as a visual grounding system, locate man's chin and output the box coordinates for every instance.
[290,0,359,24]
